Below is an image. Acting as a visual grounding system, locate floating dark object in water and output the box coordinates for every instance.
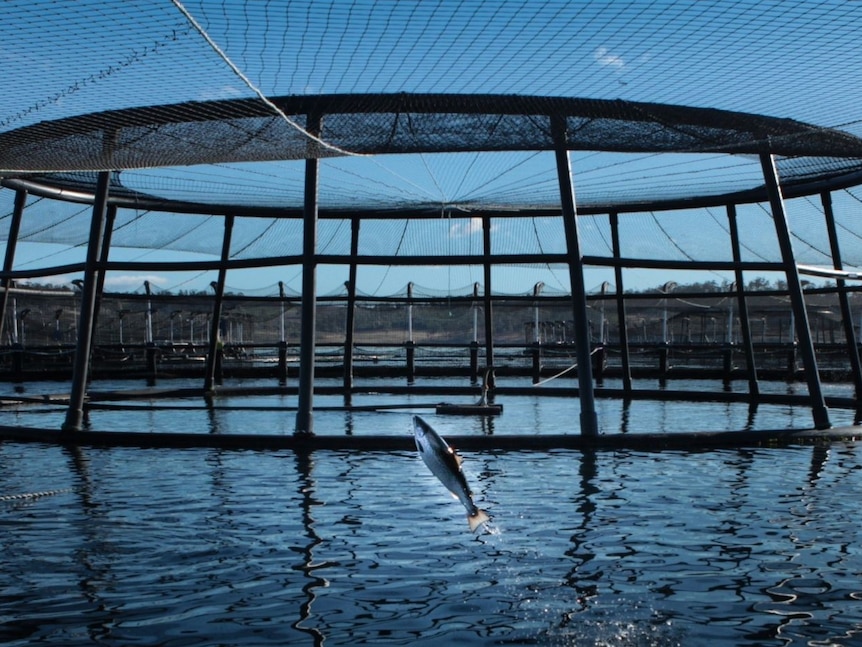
[435,369,502,415]
[435,402,503,415]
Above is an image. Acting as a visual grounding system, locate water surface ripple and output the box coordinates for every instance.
[1,438,861,645]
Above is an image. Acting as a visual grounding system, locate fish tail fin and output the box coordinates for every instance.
[468,509,490,532]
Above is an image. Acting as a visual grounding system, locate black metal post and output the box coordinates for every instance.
[760,153,829,429]
[295,113,322,436]
[821,190,862,420]
[609,212,632,393]
[531,281,542,383]
[91,203,118,350]
[343,217,360,394]
[204,214,234,392]
[470,282,479,383]
[726,204,759,397]
[482,214,495,384]
[551,113,598,438]
[144,280,157,385]
[277,281,288,385]
[0,189,25,347]
[405,281,416,384]
[63,171,111,432]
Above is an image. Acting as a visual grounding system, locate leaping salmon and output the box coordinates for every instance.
[412,415,490,532]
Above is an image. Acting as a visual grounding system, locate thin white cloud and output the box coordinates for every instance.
[103,274,169,289]
[197,85,246,101]
[594,46,625,70]
[449,217,484,238]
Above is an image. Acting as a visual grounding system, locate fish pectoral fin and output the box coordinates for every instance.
[446,447,463,468]
[467,509,491,532]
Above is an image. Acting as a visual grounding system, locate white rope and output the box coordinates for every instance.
[170,0,362,158]
[532,361,578,386]
[532,347,601,386]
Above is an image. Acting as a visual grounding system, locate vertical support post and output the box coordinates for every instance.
[295,113,322,436]
[821,190,862,420]
[531,281,543,384]
[63,171,111,432]
[405,282,416,384]
[469,282,479,383]
[204,215,234,392]
[144,280,154,345]
[609,212,632,393]
[482,214,495,385]
[726,204,759,397]
[343,217,360,394]
[144,280,157,385]
[91,204,118,349]
[551,113,598,438]
[760,153,829,429]
[277,281,288,385]
[0,189,25,346]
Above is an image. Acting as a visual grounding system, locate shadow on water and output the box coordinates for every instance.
[204,394,222,434]
[619,398,631,434]
[562,449,600,615]
[3,388,862,646]
[58,445,113,643]
[291,451,327,647]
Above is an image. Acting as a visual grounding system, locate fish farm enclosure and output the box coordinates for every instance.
[4,1,862,645]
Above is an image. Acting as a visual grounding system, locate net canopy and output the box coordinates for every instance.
[3,0,862,293]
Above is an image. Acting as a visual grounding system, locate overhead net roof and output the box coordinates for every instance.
[3,0,862,292]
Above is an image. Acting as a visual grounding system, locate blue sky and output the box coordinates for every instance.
[3,1,862,296]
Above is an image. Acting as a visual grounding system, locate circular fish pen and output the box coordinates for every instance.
[3,92,862,448]
[2,2,862,451]
[7,5,862,646]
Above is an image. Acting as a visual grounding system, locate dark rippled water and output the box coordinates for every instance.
[1,379,862,645]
